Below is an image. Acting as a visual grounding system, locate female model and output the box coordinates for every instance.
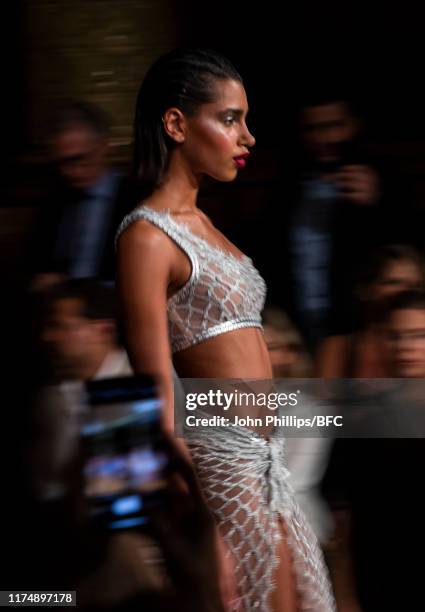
[116,48,335,612]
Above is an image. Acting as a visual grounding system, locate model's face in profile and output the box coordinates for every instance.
[387,308,425,377]
[182,79,256,181]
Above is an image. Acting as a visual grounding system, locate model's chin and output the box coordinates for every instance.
[224,170,238,182]
[209,168,239,183]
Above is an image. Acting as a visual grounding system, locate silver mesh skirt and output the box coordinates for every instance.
[186,421,336,612]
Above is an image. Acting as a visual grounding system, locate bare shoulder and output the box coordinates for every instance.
[117,218,173,258]
[116,216,190,292]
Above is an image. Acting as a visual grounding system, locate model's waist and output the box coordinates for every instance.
[170,318,262,354]
[173,327,272,378]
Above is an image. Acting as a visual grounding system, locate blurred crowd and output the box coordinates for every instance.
[3,94,425,611]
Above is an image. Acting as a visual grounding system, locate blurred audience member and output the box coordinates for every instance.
[386,289,425,378]
[41,278,130,381]
[318,244,425,378]
[31,102,134,287]
[321,267,425,611]
[33,279,131,500]
[285,431,334,549]
[263,306,312,377]
[263,306,334,546]
[288,94,380,354]
[337,291,425,611]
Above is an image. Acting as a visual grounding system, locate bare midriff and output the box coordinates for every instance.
[173,327,273,379]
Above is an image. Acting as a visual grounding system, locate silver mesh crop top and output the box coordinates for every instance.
[115,206,266,353]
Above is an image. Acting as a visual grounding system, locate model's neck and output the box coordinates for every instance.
[147,152,201,213]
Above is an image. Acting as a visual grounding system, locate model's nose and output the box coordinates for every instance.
[240,120,255,148]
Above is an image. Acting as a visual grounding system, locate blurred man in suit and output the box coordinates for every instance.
[32,102,134,287]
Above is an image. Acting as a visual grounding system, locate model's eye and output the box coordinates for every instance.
[223,115,236,125]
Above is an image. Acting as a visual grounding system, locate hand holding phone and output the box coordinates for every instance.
[82,375,169,531]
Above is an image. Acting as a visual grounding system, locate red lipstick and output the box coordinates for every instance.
[233,153,250,169]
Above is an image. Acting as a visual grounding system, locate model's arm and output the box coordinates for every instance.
[117,220,238,609]
[116,220,178,434]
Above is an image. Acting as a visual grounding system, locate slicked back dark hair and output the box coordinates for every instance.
[133,48,242,199]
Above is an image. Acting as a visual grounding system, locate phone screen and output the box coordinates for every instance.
[82,375,168,530]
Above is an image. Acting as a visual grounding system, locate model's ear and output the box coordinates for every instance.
[162,107,186,143]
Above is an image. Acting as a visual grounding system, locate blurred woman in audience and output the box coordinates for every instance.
[318,244,425,378]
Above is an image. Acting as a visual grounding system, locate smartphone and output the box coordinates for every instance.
[81,375,169,531]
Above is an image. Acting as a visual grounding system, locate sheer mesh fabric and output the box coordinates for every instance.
[116,206,335,610]
[115,206,266,353]
[186,421,336,612]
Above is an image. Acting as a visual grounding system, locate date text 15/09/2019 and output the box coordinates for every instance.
[185,415,343,428]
